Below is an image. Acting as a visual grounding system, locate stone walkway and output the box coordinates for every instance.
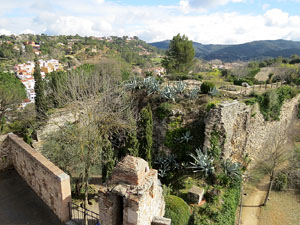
[0,169,64,225]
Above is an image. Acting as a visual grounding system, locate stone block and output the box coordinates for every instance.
[151,216,171,225]
[188,185,204,204]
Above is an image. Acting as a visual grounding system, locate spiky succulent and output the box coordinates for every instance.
[176,130,193,143]
[154,154,179,178]
[174,81,186,95]
[159,85,177,102]
[189,87,200,99]
[189,148,215,177]
[125,76,142,90]
[208,86,218,97]
[222,159,241,180]
[143,77,160,95]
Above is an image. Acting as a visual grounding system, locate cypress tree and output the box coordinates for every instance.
[139,104,153,166]
[126,129,139,157]
[34,58,48,121]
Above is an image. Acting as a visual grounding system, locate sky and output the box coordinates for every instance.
[1,0,300,44]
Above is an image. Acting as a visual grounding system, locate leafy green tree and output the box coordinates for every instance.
[33,59,48,121]
[162,34,195,74]
[0,72,26,131]
[139,104,153,166]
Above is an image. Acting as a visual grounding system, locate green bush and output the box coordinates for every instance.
[190,182,241,225]
[258,86,298,121]
[201,82,215,94]
[164,195,190,225]
[233,78,253,86]
[156,103,172,120]
[273,172,287,191]
[215,181,241,225]
[244,97,257,105]
[206,102,216,112]
[164,127,192,161]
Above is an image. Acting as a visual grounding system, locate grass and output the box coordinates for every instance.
[259,191,300,225]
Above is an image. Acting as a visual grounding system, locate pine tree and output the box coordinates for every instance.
[139,104,153,166]
[33,58,48,121]
[162,33,195,74]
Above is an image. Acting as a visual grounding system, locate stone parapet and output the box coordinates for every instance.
[0,134,71,222]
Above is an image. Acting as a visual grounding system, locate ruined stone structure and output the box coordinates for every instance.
[204,96,300,166]
[98,155,170,225]
[0,134,71,222]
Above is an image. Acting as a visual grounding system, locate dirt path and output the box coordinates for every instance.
[240,177,269,225]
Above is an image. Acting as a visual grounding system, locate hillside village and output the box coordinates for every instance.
[14,59,62,107]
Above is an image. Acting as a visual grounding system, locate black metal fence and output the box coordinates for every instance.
[69,202,100,225]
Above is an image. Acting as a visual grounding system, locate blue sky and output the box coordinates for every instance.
[1,0,300,44]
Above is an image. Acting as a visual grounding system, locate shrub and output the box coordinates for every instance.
[190,183,241,225]
[164,195,190,225]
[258,86,298,121]
[206,102,216,112]
[244,97,257,105]
[201,82,215,94]
[156,103,172,120]
[273,172,287,191]
[164,127,193,162]
[215,182,241,225]
[233,78,253,86]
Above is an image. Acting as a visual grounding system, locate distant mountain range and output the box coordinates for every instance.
[149,39,300,62]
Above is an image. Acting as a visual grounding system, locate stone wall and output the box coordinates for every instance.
[0,134,71,222]
[204,96,300,166]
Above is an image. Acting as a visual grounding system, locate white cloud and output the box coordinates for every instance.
[0,28,11,35]
[1,1,300,43]
[180,0,244,9]
[264,8,300,28]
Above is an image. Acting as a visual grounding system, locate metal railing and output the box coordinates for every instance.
[69,202,100,225]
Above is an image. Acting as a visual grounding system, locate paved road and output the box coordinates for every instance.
[0,169,64,225]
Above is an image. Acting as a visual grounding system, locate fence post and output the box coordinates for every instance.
[68,202,72,221]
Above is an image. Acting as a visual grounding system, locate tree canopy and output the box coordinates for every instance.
[0,72,26,131]
[162,34,195,74]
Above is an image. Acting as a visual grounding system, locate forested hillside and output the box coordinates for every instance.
[150,39,300,62]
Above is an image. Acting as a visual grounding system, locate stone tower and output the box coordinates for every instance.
[98,156,171,225]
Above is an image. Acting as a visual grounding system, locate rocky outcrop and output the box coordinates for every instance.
[204,96,300,166]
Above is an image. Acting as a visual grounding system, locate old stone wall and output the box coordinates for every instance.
[0,134,71,222]
[0,135,13,171]
[204,96,300,166]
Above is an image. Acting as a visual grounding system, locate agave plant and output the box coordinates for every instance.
[176,130,193,143]
[174,81,186,95]
[189,148,215,177]
[188,87,200,99]
[154,154,179,178]
[222,159,241,180]
[159,85,177,102]
[208,86,218,97]
[143,77,160,95]
[125,76,142,90]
